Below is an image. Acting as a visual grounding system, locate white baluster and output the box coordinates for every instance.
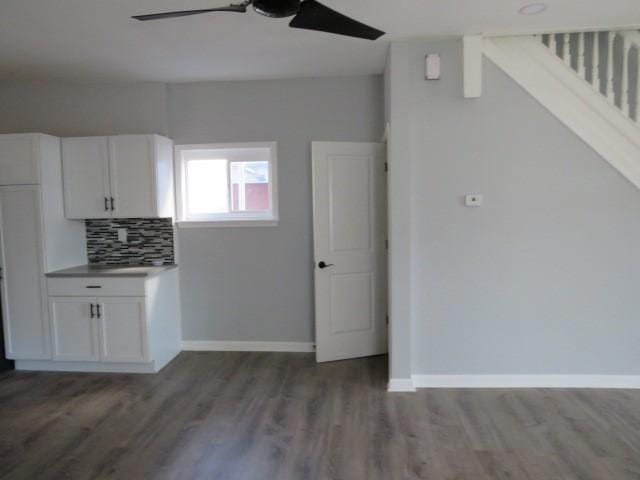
[577,32,586,78]
[621,35,630,116]
[606,32,615,104]
[591,32,600,91]
[563,33,571,67]
[549,33,557,55]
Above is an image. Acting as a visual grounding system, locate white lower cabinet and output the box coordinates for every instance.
[49,296,148,363]
[98,297,148,363]
[50,297,100,362]
[15,270,181,374]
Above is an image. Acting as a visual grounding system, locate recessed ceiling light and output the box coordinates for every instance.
[519,3,548,15]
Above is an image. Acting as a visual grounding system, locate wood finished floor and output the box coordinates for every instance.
[1,353,640,480]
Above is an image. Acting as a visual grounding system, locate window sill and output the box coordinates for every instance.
[176,219,279,229]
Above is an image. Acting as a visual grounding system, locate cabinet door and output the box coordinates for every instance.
[108,136,157,218]
[98,297,148,363]
[0,134,40,186]
[62,137,111,219]
[0,186,50,359]
[49,297,100,361]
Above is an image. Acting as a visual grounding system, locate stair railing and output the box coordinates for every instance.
[538,31,640,125]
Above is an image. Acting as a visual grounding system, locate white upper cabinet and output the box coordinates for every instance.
[61,137,111,219]
[62,134,175,219]
[0,134,41,185]
[109,136,155,218]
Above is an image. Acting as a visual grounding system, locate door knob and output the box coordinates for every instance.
[318,261,334,269]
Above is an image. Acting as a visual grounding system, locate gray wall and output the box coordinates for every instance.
[0,75,383,343]
[0,80,168,136]
[168,76,384,341]
[388,39,640,376]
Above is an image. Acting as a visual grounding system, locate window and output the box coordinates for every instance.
[175,142,278,227]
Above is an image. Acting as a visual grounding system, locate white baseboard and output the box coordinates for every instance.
[16,360,158,374]
[388,378,416,392]
[181,340,315,353]
[411,375,640,389]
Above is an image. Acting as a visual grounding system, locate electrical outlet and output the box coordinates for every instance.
[117,228,127,242]
[465,194,483,207]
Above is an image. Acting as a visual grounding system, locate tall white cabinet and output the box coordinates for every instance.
[62,135,175,219]
[0,134,86,360]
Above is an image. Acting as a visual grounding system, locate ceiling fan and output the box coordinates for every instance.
[132,0,385,40]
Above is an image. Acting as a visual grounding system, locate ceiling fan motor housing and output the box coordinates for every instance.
[253,0,301,18]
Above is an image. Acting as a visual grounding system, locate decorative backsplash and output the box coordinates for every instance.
[86,218,175,265]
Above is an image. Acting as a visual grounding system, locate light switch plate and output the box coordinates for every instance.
[465,194,483,207]
[117,228,128,242]
[425,54,441,80]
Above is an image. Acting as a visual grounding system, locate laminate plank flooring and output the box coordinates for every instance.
[0,352,639,479]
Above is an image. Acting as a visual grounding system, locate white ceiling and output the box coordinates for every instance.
[0,0,639,83]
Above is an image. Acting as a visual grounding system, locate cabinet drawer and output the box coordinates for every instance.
[47,277,145,297]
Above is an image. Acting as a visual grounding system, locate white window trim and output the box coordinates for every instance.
[174,142,279,228]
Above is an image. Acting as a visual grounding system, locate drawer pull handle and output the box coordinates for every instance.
[86,286,102,289]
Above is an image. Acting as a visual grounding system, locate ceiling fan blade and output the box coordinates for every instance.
[133,4,248,21]
[289,0,384,40]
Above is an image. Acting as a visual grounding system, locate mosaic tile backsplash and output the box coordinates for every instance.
[86,218,175,265]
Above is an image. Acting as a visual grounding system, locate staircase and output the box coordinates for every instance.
[483,31,640,189]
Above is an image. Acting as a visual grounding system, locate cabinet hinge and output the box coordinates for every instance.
[386,315,389,325]
[385,239,389,250]
[384,162,388,173]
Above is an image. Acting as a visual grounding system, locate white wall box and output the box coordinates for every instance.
[18,269,181,373]
[0,134,87,360]
[62,134,175,219]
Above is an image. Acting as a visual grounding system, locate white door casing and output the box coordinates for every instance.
[312,142,388,363]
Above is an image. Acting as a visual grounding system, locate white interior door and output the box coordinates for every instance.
[312,142,387,363]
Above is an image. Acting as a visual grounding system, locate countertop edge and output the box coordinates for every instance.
[45,264,179,278]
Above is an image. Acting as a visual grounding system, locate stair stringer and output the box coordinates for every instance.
[483,36,640,190]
